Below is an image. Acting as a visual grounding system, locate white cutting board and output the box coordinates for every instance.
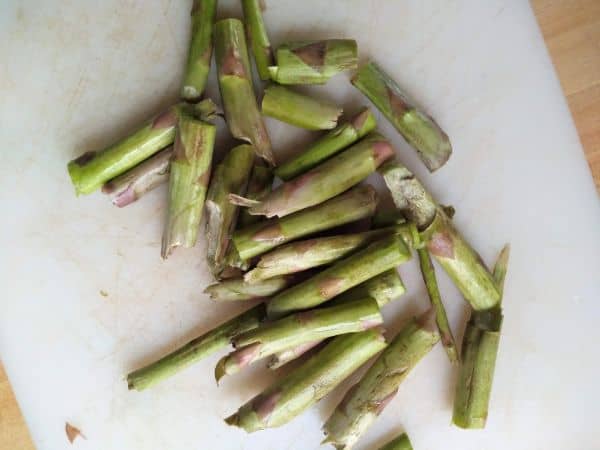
[1,1,599,449]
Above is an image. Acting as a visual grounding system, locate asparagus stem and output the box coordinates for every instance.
[274,108,377,181]
[352,61,451,172]
[331,269,406,308]
[380,160,499,311]
[224,329,387,432]
[377,433,414,450]
[232,133,393,218]
[420,210,500,311]
[238,160,273,227]
[268,270,406,369]
[269,39,358,85]
[215,19,274,164]
[101,146,172,207]
[161,111,216,259]
[181,0,217,101]
[232,184,378,261]
[262,84,343,130]
[241,0,273,80]
[371,209,407,228]
[205,144,254,277]
[323,309,440,450]
[126,305,264,391]
[452,245,509,429]
[204,275,293,302]
[418,248,459,364]
[244,226,408,283]
[267,235,411,319]
[215,298,383,381]
[67,105,180,195]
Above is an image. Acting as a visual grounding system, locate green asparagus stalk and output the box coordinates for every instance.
[161,111,216,259]
[231,133,393,218]
[371,209,407,228]
[421,210,500,311]
[244,225,410,283]
[380,161,500,311]
[274,108,377,181]
[418,247,458,364]
[126,305,264,391]
[323,309,440,450]
[241,0,273,80]
[181,0,217,101]
[215,298,383,381]
[232,184,378,261]
[267,235,411,319]
[101,146,172,207]
[330,269,406,308]
[377,433,414,450]
[453,245,509,429]
[262,84,343,130]
[225,329,387,432]
[268,271,406,369]
[238,160,273,227]
[268,39,358,85]
[67,105,180,195]
[205,144,254,277]
[204,275,292,302]
[352,61,451,172]
[215,19,274,164]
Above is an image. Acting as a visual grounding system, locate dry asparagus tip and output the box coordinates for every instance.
[269,39,358,85]
[241,0,274,80]
[101,146,173,207]
[262,84,343,130]
[352,61,452,172]
[181,0,217,101]
[161,110,216,259]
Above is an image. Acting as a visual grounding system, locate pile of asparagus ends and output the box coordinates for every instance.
[67,1,510,448]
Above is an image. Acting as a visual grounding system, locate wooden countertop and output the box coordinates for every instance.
[1,2,598,449]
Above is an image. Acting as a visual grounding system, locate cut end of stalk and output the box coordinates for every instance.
[224,413,240,427]
[215,357,227,384]
[228,193,261,207]
[181,85,201,102]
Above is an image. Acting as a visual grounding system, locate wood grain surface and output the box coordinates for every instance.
[0,2,598,449]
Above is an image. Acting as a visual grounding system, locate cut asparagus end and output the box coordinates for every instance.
[215,18,274,165]
[180,0,217,101]
[262,84,343,130]
[352,61,451,171]
[205,144,255,277]
[241,0,274,80]
[161,111,216,259]
[269,39,358,85]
